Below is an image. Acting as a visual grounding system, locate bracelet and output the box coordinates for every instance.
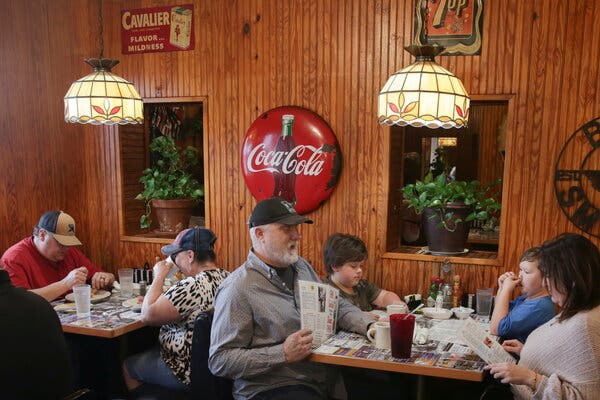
[530,372,537,391]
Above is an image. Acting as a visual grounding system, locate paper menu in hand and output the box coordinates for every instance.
[299,280,339,347]
[460,318,516,365]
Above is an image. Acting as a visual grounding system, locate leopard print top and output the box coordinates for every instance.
[159,268,229,385]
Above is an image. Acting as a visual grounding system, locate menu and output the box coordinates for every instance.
[460,318,515,364]
[299,280,339,346]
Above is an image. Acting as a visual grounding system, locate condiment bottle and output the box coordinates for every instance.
[453,275,462,308]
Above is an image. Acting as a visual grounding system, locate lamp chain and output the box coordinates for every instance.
[98,0,104,59]
[423,0,429,44]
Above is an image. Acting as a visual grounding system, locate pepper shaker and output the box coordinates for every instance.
[139,281,147,296]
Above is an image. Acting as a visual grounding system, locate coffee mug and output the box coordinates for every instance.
[367,321,391,349]
[387,303,408,316]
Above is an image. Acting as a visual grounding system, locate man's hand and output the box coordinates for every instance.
[283,329,313,363]
[502,339,524,355]
[61,266,88,290]
[91,271,115,289]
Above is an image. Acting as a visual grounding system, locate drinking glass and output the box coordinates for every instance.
[390,314,416,358]
[73,284,91,318]
[118,268,134,297]
[476,288,493,317]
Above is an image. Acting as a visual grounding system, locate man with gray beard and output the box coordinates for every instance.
[209,197,374,400]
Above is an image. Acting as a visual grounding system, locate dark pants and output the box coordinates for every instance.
[65,327,159,400]
[342,367,416,399]
[251,385,324,400]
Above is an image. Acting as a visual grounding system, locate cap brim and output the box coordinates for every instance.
[53,234,82,246]
[161,243,182,255]
[275,214,313,225]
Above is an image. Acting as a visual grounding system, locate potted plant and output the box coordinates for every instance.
[401,172,501,255]
[135,135,204,234]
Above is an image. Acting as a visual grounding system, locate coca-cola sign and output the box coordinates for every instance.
[241,106,342,214]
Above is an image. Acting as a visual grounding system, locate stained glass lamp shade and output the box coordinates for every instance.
[378,45,469,129]
[64,58,143,125]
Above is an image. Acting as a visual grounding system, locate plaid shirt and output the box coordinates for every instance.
[209,250,373,399]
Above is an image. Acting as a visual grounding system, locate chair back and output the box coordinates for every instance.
[190,311,233,400]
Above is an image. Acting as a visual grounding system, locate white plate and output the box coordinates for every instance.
[421,307,453,319]
[451,307,475,319]
[54,303,77,312]
[65,289,111,303]
[122,296,144,309]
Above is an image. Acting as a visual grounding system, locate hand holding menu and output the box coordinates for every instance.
[299,280,339,347]
[460,318,516,364]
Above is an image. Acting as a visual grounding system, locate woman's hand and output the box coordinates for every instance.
[152,256,174,281]
[485,363,537,388]
[502,339,524,355]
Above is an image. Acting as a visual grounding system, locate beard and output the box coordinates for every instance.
[264,241,299,266]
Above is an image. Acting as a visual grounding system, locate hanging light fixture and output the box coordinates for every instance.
[377,1,469,129]
[64,0,143,125]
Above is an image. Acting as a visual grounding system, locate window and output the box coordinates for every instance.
[385,98,508,260]
[119,97,206,241]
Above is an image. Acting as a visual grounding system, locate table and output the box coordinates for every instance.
[53,293,145,338]
[54,293,153,399]
[310,318,489,399]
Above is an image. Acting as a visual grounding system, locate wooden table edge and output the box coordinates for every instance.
[62,320,145,338]
[309,353,484,382]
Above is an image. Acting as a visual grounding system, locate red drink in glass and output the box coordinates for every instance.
[389,313,415,358]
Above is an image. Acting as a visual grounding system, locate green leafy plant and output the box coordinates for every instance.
[135,135,204,228]
[429,147,450,176]
[401,172,501,232]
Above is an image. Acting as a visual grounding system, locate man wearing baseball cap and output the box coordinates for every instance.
[1,210,114,301]
[209,197,374,400]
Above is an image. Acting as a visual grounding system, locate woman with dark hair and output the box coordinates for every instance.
[486,233,600,399]
[123,227,229,392]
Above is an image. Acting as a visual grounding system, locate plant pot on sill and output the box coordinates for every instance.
[152,198,195,235]
[423,203,472,255]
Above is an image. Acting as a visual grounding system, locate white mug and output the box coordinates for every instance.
[367,321,391,349]
[386,303,408,316]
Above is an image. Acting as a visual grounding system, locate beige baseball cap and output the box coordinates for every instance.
[37,210,82,246]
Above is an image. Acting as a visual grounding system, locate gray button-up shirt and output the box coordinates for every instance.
[208,250,374,399]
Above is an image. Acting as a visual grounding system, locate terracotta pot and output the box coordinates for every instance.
[423,203,472,255]
[151,198,196,234]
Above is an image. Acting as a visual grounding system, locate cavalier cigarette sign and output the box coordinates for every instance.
[121,4,194,54]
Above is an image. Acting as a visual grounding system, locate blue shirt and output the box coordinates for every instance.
[497,294,555,343]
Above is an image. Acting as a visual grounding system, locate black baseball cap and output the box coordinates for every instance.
[161,227,217,255]
[248,197,313,228]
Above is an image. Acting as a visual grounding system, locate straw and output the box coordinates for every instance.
[403,303,424,319]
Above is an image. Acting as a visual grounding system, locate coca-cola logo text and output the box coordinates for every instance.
[247,143,325,176]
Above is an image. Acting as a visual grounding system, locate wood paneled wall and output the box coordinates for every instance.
[1,1,599,299]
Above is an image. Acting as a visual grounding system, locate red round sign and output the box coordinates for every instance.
[241,106,342,214]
